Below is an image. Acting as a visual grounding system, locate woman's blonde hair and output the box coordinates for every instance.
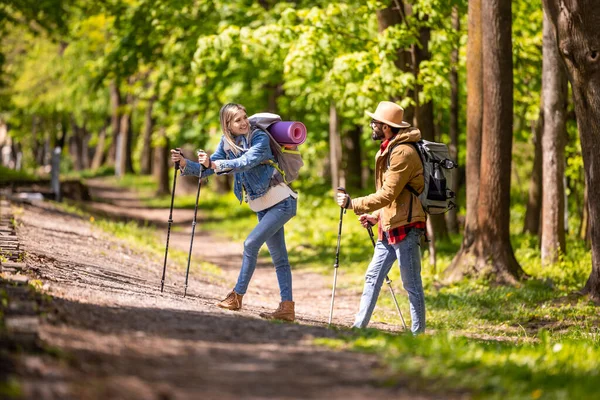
[219,103,248,156]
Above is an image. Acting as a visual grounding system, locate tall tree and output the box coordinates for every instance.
[91,123,107,170]
[447,0,524,282]
[543,0,600,300]
[116,83,134,176]
[343,125,363,192]
[446,6,461,235]
[107,80,120,166]
[446,0,483,276]
[69,115,84,170]
[523,107,544,235]
[153,127,169,196]
[140,96,155,175]
[541,11,568,264]
[375,2,415,122]
[329,103,343,191]
[580,184,590,244]
[414,21,449,243]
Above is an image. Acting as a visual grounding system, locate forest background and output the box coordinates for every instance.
[1,1,599,398]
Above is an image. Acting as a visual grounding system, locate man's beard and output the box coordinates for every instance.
[371,129,384,141]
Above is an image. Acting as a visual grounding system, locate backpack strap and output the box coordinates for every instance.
[386,142,424,197]
[252,128,290,184]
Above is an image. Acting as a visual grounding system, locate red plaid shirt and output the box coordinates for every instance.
[378,221,427,244]
[377,138,426,244]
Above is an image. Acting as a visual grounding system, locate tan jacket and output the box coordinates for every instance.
[351,128,426,231]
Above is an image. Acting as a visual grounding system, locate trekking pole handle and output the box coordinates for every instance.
[174,148,183,170]
[337,187,349,211]
[197,149,210,172]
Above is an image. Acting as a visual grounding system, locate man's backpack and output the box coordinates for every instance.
[388,140,458,215]
[248,113,304,184]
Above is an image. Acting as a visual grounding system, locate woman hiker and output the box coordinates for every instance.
[170,103,298,322]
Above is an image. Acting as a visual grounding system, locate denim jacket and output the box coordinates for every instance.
[181,130,276,203]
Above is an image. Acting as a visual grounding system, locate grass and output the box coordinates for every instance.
[0,166,34,184]
[316,329,600,400]
[62,165,115,180]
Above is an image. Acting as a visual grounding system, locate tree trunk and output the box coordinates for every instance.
[446,0,483,277]
[153,127,170,196]
[523,108,544,235]
[361,151,372,190]
[343,125,363,192]
[376,2,415,122]
[266,83,283,113]
[140,97,155,175]
[447,0,524,283]
[580,184,590,245]
[91,124,108,170]
[70,115,84,171]
[541,12,568,264]
[31,116,44,166]
[543,0,600,300]
[213,175,232,194]
[464,0,483,239]
[446,6,460,234]
[107,80,120,167]
[117,91,134,176]
[329,103,343,191]
[82,125,91,170]
[414,23,449,246]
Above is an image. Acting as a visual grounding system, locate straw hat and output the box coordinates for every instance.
[366,101,410,128]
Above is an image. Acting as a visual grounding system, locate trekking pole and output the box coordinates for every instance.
[366,224,408,330]
[183,151,206,297]
[328,187,347,325]
[160,148,182,293]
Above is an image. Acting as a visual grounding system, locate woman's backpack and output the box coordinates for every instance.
[248,113,304,184]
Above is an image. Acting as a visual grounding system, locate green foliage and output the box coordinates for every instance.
[0,0,560,204]
[0,165,34,183]
[0,0,69,35]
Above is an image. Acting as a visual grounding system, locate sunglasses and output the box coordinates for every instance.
[370,119,384,129]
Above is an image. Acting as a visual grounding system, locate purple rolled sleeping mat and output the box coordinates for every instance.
[267,121,307,146]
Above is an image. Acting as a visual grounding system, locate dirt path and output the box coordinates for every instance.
[83,177,384,328]
[6,179,444,400]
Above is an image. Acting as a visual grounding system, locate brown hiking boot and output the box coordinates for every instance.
[259,301,295,322]
[217,290,243,311]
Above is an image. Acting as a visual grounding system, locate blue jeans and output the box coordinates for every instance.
[353,228,425,334]
[234,196,297,301]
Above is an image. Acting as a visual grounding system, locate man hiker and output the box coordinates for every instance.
[336,101,427,334]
